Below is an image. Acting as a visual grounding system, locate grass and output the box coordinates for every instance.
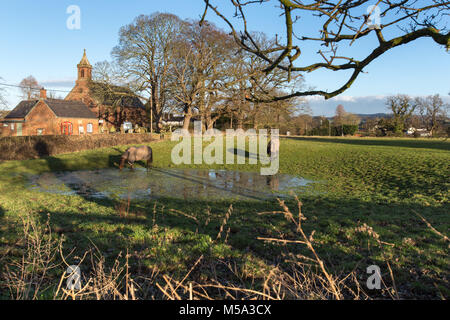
[0,136,449,299]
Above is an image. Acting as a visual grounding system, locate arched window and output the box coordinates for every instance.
[81,70,85,78]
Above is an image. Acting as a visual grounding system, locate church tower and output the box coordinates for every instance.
[65,49,94,104]
[77,49,92,83]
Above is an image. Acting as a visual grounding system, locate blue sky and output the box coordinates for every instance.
[0,0,449,116]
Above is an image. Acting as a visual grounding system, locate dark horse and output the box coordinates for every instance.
[119,146,153,171]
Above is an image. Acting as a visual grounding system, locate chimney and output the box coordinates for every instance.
[40,87,47,99]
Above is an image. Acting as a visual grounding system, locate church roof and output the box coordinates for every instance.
[89,82,146,109]
[4,99,97,119]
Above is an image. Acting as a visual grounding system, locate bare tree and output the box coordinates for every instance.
[112,13,185,132]
[332,104,360,135]
[386,94,416,133]
[0,77,8,110]
[200,0,450,101]
[46,91,63,100]
[91,60,141,127]
[334,104,346,136]
[415,94,449,136]
[19,76,40,100]
[291,113,313,135]
[170,20,234,130]
[219,31,305,129]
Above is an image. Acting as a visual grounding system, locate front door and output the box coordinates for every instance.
[61,122,73,135]
[16,123,22,136]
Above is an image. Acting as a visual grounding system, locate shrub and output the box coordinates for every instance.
[0,134,158,161]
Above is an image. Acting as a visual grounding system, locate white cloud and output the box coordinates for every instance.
[40,78,76,88]
[330,95,357,102]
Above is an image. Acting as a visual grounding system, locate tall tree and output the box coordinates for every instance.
[386,94,416,133]
[19,75,40,100]
[415,94,448,136]
[0,77,7,109]
[112,13,185,131]
[170,20,234,130]
[334,105,346,136]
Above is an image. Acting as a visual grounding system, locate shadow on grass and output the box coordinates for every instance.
[229,148,255,160]
[29,188,449,298]
[285,136,450,151]
[24,140,449,297]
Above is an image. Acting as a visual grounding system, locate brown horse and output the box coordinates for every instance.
[119,146,153,171]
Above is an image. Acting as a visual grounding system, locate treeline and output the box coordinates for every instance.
[378,94,449,137]
[284,95,449,137]
[93,13,306,133]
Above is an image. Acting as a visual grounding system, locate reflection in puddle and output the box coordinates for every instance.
[28,168,316,201]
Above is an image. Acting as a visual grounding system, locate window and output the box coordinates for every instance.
[79,125,84,134]
[10,123,14,130]
[87,123,93,133]
[37,128,44,136]
[81,70,85,78]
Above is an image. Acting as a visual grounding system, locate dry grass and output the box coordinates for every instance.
[3,213,62,299]
[4,197,445,300]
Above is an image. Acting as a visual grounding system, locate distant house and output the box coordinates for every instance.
[161,113,184,127]
[406,127,431,137]
[65,50,147,129]
[1,88,98,136]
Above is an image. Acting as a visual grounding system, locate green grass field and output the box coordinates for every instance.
[0,136,448,299]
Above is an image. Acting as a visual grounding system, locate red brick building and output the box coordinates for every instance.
[65,50,147,130]
[1,88,98,136]
[1,50,147,136]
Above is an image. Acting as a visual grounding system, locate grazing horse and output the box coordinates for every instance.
[267,138,279,157]
[119,146,153,171]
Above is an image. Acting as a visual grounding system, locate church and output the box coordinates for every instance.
[1,50,147,137]
[65,50,147,130]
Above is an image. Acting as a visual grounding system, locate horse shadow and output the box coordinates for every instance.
[228,148,259,160]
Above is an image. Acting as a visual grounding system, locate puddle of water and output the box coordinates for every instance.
[27,168,316,201]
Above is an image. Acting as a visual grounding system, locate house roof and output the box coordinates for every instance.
[89,82,145,109]
[3,100,37,119]
[4,99,97,119]
[45,99,97,118]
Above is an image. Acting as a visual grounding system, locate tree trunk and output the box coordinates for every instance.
[237,116,244,130]
[182,104,192,131]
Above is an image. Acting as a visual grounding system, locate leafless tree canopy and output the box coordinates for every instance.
[112,13,186,130]
[200,0,450,101]
[0,77,8,110]
[415,94,449,134]
[19,75,40,100]
[97,13,306,132]
[386,94,416,132]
